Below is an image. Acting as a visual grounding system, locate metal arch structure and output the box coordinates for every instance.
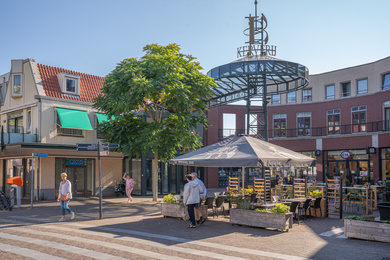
[206,56,309,108]
[206,2,309,141]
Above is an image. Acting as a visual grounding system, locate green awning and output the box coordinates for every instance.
[56,107,93,130]
[96,112,115,123]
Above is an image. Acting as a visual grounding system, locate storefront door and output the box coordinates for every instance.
[66,167,86,197]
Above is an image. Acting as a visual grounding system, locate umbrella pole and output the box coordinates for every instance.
[242,167,245,196]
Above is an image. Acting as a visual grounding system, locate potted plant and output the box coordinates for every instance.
[161,193,189,220]
[344,215,390,243]
[230,202,293,232]
[310,189,323,198]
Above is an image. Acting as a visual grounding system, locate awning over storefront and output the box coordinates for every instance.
[56,107,93,130]
[96,112,114,124]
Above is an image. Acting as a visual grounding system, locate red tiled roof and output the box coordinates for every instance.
[37,63,105,103]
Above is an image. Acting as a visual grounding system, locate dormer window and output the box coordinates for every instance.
[66,78,76,92]
[57,73,80,95]
[12,74,22,97]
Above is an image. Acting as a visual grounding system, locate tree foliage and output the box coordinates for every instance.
[93,43,216,161]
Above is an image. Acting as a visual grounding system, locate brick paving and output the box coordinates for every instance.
[0,196,389,260]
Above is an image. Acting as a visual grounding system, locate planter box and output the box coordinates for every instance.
[161,203,189,221]
[344,219,390,243]
[230,208,293,232]
[377,203,390,220]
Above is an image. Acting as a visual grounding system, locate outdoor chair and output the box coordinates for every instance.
[310,197,322,218]
[249,193,257,203]
[272,196,280,203]
[213,196,226,218]
[289,201,300,225]
[298,199,312,220]
[283,194,290,200]
[204,197,215,218]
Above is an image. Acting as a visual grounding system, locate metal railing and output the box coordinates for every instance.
[1,126,38,147]
[218,120,390,140]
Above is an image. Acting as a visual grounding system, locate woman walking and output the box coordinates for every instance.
[57,172,75,222]
[123,172,135,203]
[183,174,203,228]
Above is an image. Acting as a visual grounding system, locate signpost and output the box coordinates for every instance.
[76,142,120,219]
[31,153,48,209]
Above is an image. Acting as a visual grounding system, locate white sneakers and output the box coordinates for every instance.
[59,212,75,222]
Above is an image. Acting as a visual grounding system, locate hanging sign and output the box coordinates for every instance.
[340,150,352,159]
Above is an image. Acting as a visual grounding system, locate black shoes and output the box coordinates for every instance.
[197,217,207,225]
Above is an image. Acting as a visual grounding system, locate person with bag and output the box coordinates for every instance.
[183,174,203,228]
[57,172,75,222]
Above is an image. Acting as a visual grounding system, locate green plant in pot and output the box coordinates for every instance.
[310,189,323,198]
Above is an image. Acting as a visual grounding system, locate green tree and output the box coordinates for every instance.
[93,43,216,201]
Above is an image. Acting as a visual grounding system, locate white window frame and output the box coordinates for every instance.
[340,81,351,98]
[357,78,368,95]
[272,94,281,104]
[12,74,23,97]
[382,72,390,90]
[302,88,312,102]
[57,73,80,95]
[325,85,335,100]
[27,110,32,133]
[287,91,296,103]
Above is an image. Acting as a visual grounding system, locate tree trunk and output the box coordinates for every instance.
[152,152,159,201]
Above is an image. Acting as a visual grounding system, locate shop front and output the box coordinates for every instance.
[324,150,373,185]
[54,158,95,198]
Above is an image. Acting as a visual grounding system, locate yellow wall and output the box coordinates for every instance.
[99,158,123,192]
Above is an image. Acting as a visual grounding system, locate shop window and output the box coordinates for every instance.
[297,112,311,136]
[327,109,340,135]
[384,102,390,130]
[12,74,22,97]
[302,89,312,102]
[272,94,281,104]
[357,79,368,94]
[287,91,296,103]
[382,73,390,90]
[273,114,286,137]
[326,85,335,100]
[341,82,351,97]
[352,106,367,133]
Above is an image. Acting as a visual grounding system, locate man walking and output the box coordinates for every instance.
[191,172,207,225]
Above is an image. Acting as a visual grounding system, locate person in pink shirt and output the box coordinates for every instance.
[123,172,135,203]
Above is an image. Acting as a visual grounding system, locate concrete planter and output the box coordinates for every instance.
[230,208,293,232]
[344,219,390,243]
[161,203,189,220]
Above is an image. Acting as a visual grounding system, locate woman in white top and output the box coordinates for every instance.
[57,172,75,221]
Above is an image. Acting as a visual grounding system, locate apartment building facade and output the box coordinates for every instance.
[204,56,390,188]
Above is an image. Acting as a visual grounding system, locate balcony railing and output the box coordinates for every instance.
[218,120,390,140]
[1,126,38,147]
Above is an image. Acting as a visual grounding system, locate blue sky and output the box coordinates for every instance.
[1,0,389,77]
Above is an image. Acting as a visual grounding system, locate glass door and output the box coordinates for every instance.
[66,167,86,197]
